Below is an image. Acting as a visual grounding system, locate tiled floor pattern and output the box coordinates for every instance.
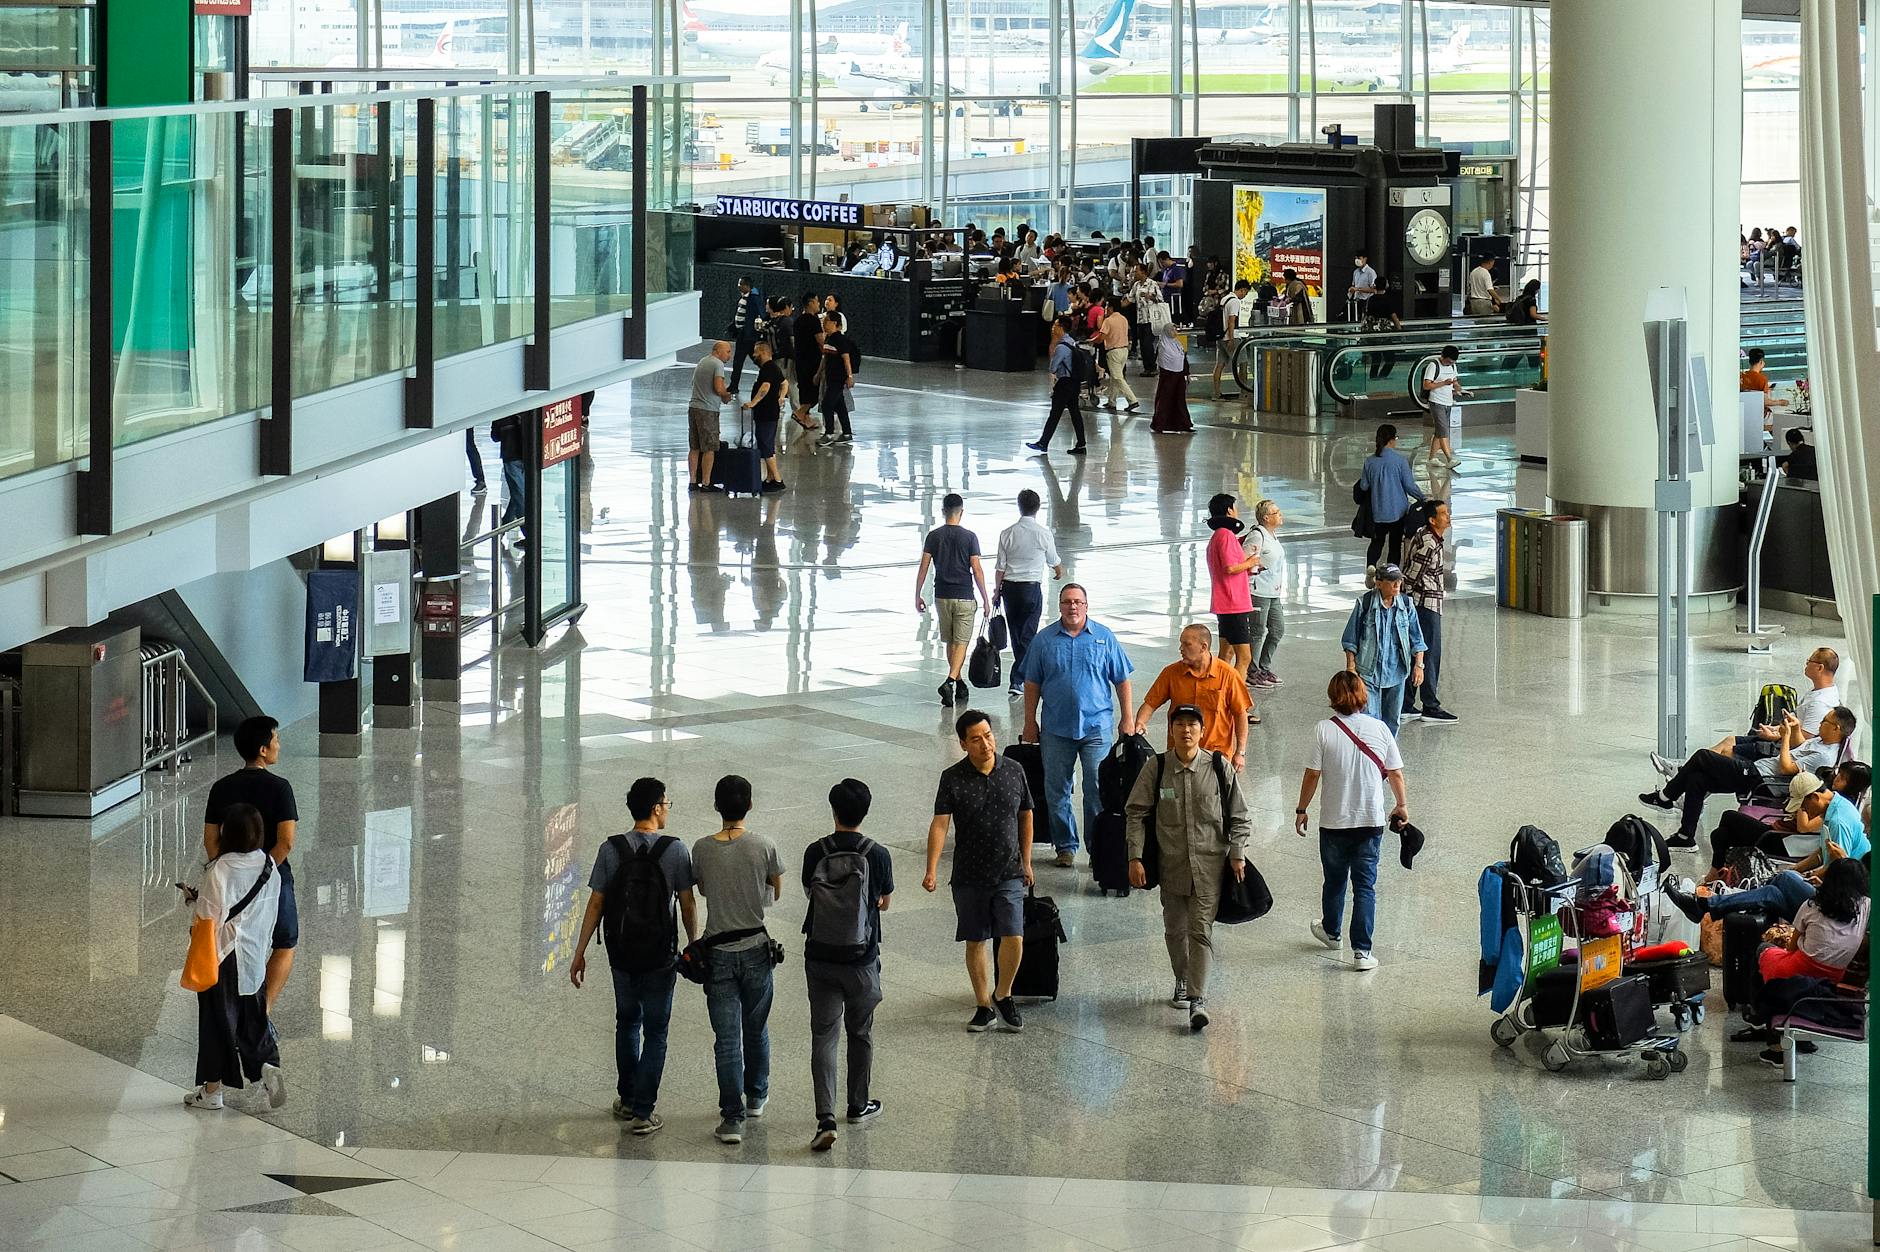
[0,355,1871,1247]
[1,1017,1870,1252]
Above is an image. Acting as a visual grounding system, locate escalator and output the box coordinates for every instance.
[1229,296,1806,419]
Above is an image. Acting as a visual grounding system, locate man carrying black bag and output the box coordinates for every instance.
[1123,705,1251,1032]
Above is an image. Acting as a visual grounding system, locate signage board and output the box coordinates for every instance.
[364,548,412,658]
[1231,185,1326,319]
[712,194,862,227]
[193,0,253,13]
[541,395,584,469]
[304,569,359,683]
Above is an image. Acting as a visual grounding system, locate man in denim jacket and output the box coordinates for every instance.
[1339,564,1426,735]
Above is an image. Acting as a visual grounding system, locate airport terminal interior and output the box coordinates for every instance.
[1,1,1877,1251]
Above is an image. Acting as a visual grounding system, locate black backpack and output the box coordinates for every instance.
[845,336,863,378]
[1603,815,1670,883]
[1097,732,1155,815]
[766,316,793,361]
[1751,682,1798,732]
[601,834,680,973]
[1509,825,1567,888]
[1069,344,1098,389]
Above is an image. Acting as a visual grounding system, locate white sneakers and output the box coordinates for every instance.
[183,1086,224,1110]
[1311,921,1378,971]
[261,1063,288,1110]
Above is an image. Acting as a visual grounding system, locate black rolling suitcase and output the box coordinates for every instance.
[1004,743,1052,843]
[1581,974,1655,1049]
[1631,951,1712,1005]
[1089,810,1131,896]
[996,888,1065,1000]
[1721,909,1774,1009]
[711,441,763,496]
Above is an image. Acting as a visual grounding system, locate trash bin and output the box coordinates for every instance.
[1253,347,1319,417]
[1496,509,1587,619]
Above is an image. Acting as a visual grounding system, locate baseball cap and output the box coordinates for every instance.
[1170,704,1206,725]
[1375,563,1405,582]
[1784,770,1828,814]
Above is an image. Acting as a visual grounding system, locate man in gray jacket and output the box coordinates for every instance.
[1124,705,1252,1032]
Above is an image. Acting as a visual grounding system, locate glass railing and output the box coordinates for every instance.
[0,75,705,523]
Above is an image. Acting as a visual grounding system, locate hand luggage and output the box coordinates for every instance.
[1215,860,1272,924]
[711,442,763,496]
[1096,733,1153,815]
[1004,743,1051,841]
[1527,965,1579,1028]
[995,888,1065,1000]
[1750,682,1798,732]
[1509,824,1568,888]
[1088,810,1132,897]
[1580,974,1655,1049]
[1721,908,1774,1008]
[967,629,1001,689]
[1629,951,1711,1005]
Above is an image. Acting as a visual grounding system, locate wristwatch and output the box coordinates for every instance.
[1295,808,1307,814]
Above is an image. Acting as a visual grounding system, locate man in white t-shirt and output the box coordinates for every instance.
[1212,279,1251,400]
[1794,647,1841,733]
[1419,344,1465,464]
[1293,671,1408,972]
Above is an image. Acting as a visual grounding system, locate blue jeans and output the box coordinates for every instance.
[1708,871,1814,922]
[1042,729,1108,854]
[1364,676,1407,734]
[1415,607,1442,712]
[1320,827,1383,953]
[610,967,677,1118]
[704,945,774,1122]
[500,458,526,527]
[1003,582,1043,691]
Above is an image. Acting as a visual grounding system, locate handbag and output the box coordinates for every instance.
[1350,476,1375,540]
[179,859,273,993]
[987,614,1009,650]
[1216,859,1272,925]
[678,926,769,985]
[968,627,1002,689]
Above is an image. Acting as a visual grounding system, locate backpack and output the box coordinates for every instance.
[1603,815,1670,883]
[1140,750,1234,890]
[806,835,877,959]
[1509,824,1567,888]
[1751,682,1798,731]
[600,834,680,973]
[766,316,793,361]
[1097,732,1155,815]
[1069,344,1098,389]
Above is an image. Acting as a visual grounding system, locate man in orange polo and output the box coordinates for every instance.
[1133,624,1249,772]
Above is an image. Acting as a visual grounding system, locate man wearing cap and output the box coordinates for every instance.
[1133,624,1249,772]
[1665,770,1873,926]
[1123,704,1251,1032]
[1339,566,1426,735]
[1640,705,1856,852]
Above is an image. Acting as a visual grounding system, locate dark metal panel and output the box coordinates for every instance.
[625,83,648,361]
[405,95,436,429]
[262,107,292,475]
[76,117,113,536]
[522,90,551,390]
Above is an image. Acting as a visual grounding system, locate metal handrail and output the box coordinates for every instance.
[140,643,217,772]
[1740,453,1784,653]
[459,518,527,648]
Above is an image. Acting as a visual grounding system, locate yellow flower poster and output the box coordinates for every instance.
[1231,183,1327,317]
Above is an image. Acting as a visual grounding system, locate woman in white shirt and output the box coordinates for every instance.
[1293,671,1408,972]
[185,803,286,1111]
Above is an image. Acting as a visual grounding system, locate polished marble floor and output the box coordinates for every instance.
[0,354,1870,1250]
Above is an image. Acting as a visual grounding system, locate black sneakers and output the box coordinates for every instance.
[1638,789,1675,811]
[1664,832,1699,851]
[845,1099,882,1124]
[811,1120,838,1151]
[966,1006,996,1032]
[994,997,1023,1032]
[1663,883,1707,924]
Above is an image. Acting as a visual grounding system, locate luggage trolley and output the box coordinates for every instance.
[1487,866,1690,1079]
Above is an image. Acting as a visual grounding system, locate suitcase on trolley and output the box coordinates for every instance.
[1630,951,1711,1004]
[1581,974,1654,1050]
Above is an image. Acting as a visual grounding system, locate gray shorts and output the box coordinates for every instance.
[953,877,1025,942]
[688,405,721,452]
[1429,402,1457,440]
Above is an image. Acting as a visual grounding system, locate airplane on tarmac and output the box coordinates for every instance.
[689,3,908,65]
[1742,39,1801,87]
[806,0,1137,105]
[326,20,460,70]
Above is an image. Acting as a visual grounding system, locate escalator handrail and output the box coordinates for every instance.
[1319,334,1544,406]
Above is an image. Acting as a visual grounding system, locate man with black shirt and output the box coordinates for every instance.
[490,410,529,546]
[204,716,301,1012]
[916,493,992,705]
[923,710,1035,1033]
[568,777,699,1137]
[740,339,788,493]
[729,275,763,390]
[801,778,894,1152]
[817,313,857,446]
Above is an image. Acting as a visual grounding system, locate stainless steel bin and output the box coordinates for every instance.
[1496,509,1587,619]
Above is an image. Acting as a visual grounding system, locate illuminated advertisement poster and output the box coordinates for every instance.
[1231,185,1326,320]
[540,803,582,977]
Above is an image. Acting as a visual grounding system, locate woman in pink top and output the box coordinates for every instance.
[1205,493,1262,725]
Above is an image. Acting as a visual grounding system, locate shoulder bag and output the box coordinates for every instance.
[180,859,273,993]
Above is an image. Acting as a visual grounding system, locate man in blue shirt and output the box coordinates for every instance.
[1021,583,1136,867]
[1339,565,1426,735]
[1027,317,1087,455]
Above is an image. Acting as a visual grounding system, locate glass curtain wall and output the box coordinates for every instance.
[248,0,1803,257]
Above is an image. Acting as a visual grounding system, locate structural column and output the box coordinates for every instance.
[1548,0,1741,603]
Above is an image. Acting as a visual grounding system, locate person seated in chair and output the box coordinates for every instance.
[1641,707,1855,851]
[1699,761,1871,878]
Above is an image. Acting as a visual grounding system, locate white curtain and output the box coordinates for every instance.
[1799,0,1880,734]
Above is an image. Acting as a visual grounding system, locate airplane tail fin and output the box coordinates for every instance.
[1444,25,1468,59]
[1081,0,1136,60]
[433,20,455,60]
[892,20,909,55]
[681,1,706,32]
